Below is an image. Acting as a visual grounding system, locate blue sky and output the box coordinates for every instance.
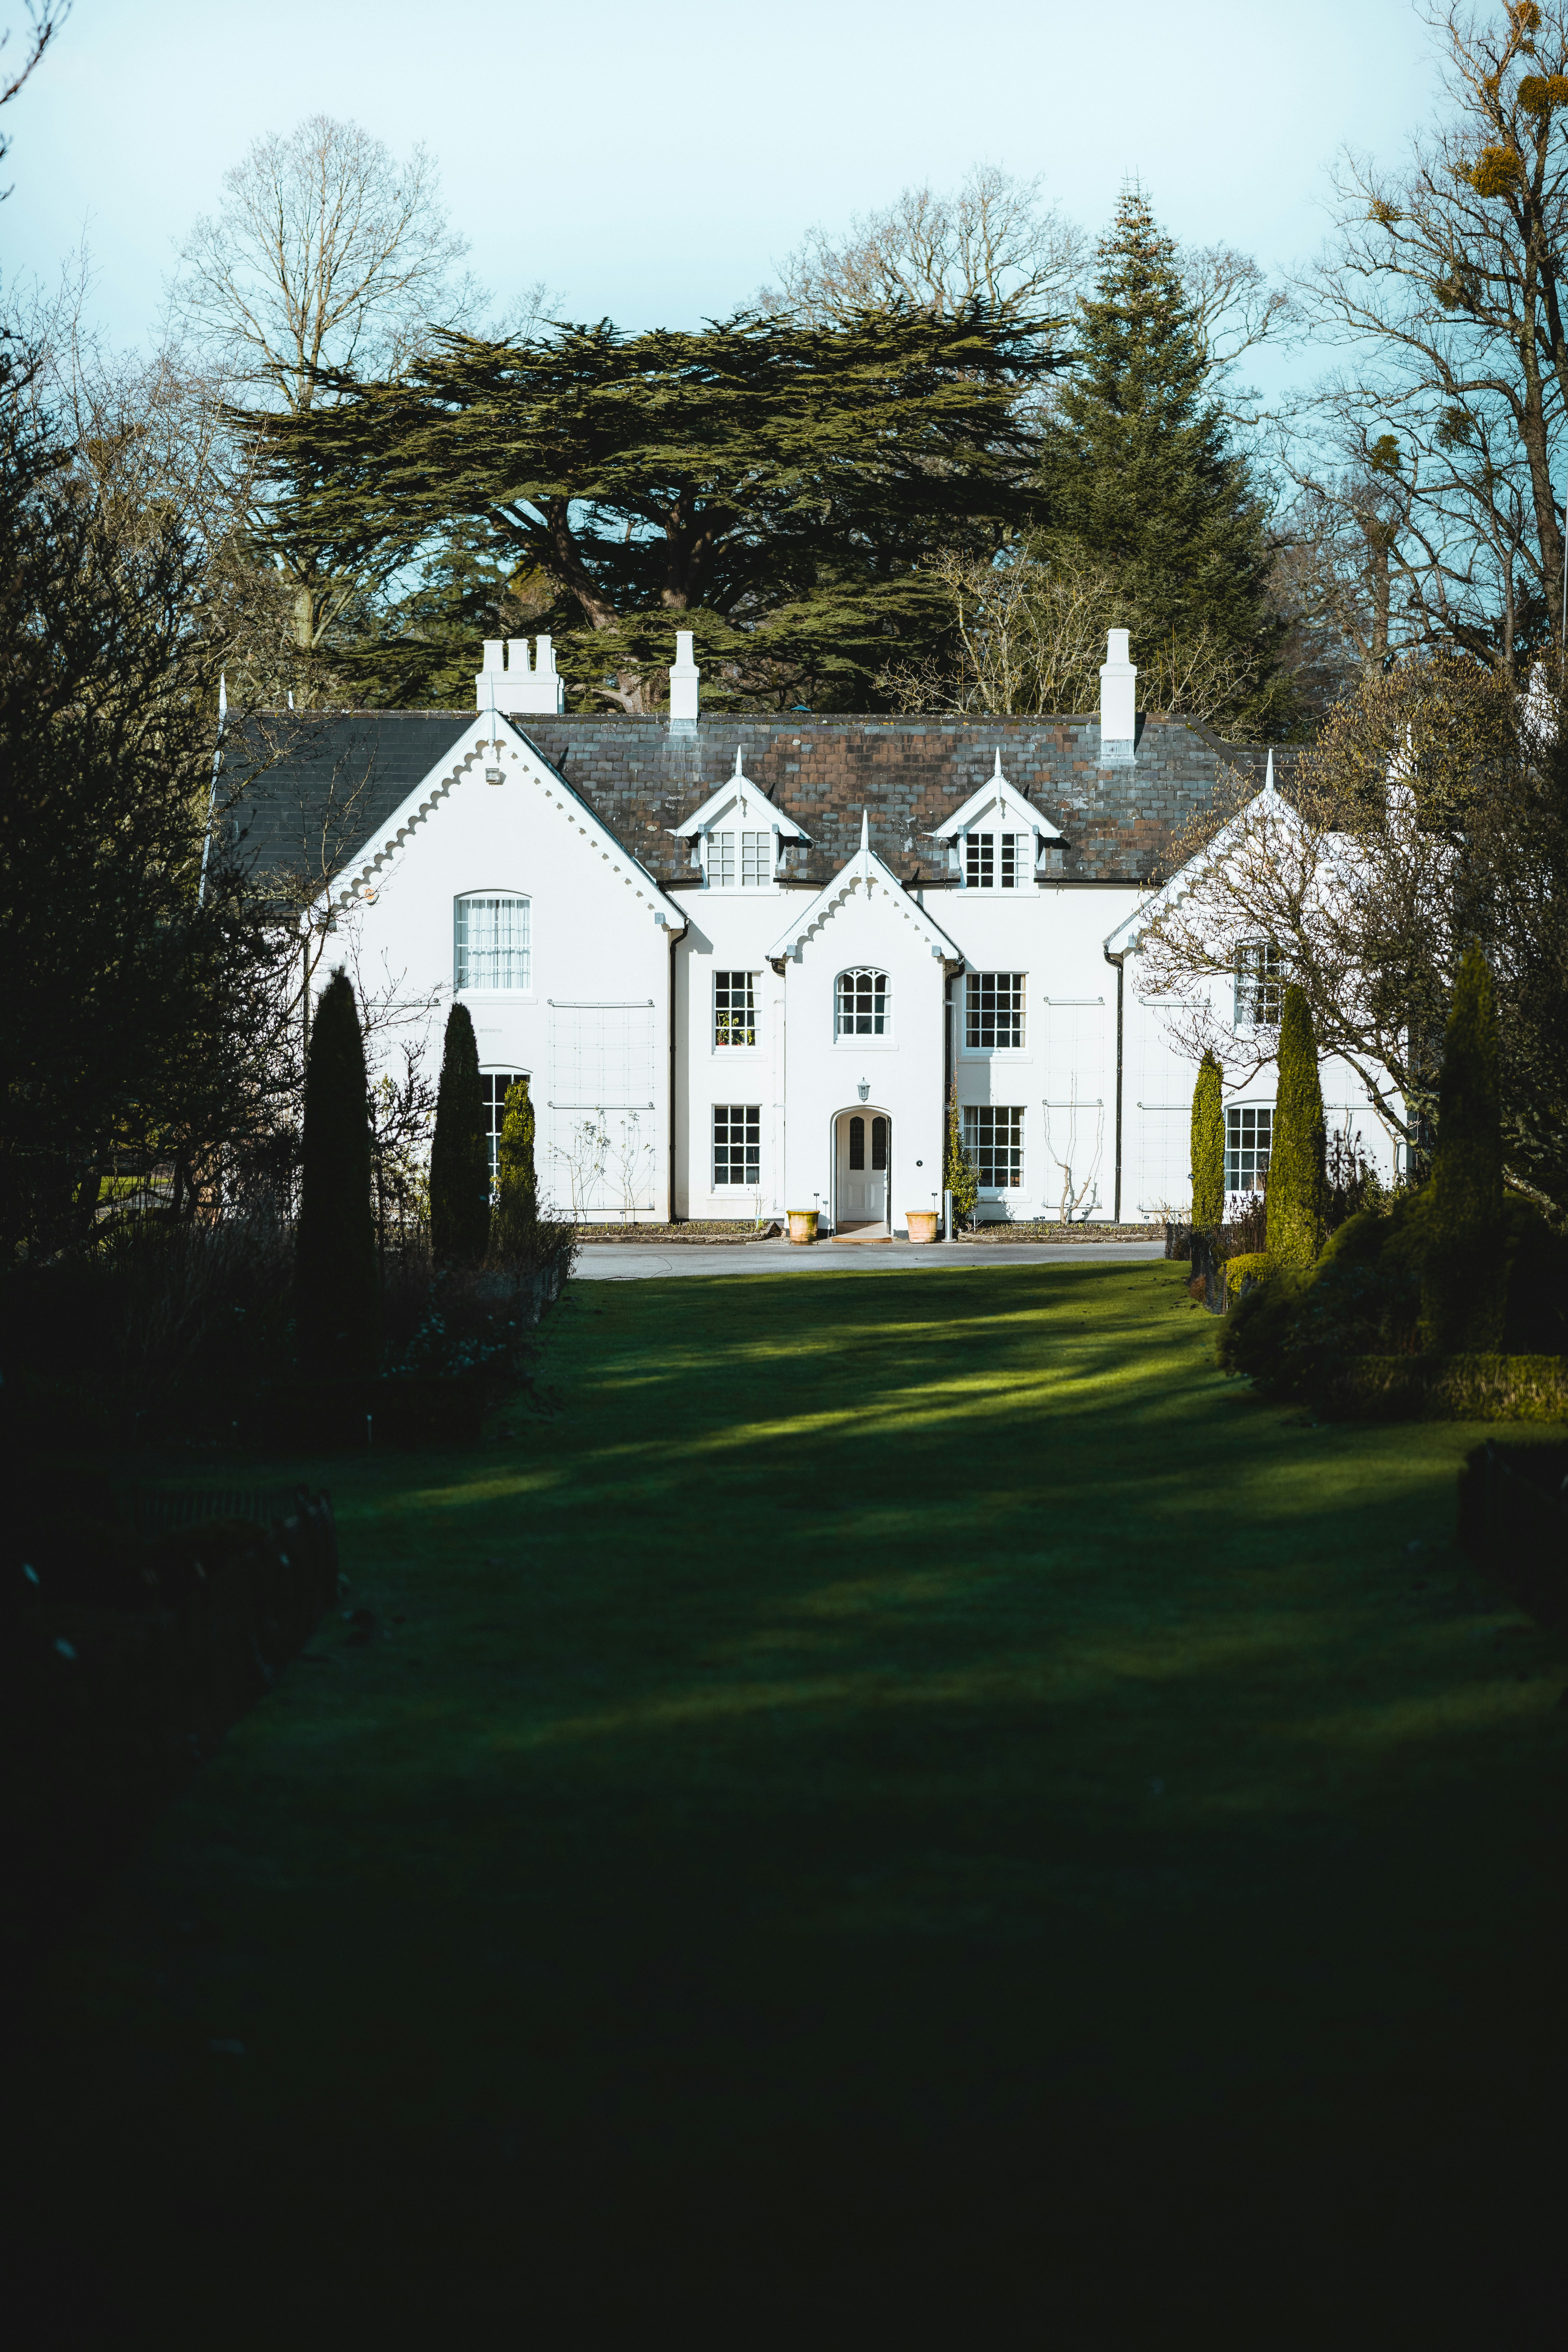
[5,0,1439,364]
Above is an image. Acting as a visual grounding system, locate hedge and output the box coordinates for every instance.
[1324,1353,1568,1422]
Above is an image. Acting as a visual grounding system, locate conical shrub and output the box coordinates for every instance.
[1190,1050,1225,1228]
[490,1078,538,1262]
[429,1003,490,1263]
[295,968,381,1377]
[1265,984,1324,1267]
[944,1082,978,1230]
[1421,941,1505,1351]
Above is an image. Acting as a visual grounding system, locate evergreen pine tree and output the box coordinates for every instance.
[490,1078,538,1262]
[295,968,381,1377]
[1421,941,1505,1351]
[429,1004,490,1263]
[1266,985,1325,1267]
[1190,1050,1225,1228]
[1037,190,1282,731]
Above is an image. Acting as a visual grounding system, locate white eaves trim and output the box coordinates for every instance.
[306,712,690,935]
[767,811,961,964]
[926,747,1064,844]
[1102,752,1295,959]
[670,748,811,842]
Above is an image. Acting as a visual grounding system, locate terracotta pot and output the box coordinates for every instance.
[905,1211,939,1245]
[786,1209,819,1246]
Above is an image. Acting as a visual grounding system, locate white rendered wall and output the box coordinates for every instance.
[777,875,949,1233]
[1118,948,1403,1219]
[311,723,680,1223]
[673,888,788,1222]
[940,882,1139,1222]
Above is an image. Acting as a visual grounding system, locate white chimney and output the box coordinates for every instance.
[473,636,564,716]
[669,630,699,736]
[1098,629,1137,765]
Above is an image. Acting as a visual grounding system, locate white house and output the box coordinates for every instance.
[228,630,1402,1232]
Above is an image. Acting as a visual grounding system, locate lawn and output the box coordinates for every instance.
[11,1262,1566,2340]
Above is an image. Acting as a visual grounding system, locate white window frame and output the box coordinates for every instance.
[835,967,891,1040]
[712,1103,761,1187]
[1226,1104,1273,1193]
[964,832,1021,890]
[1234,941,1283,1027]
[707,828,773,889]
[963,1104,1026,1191]
[964,971,1026,1052]
[479,1070,530,1180]
[455,893,532,993]
[713,970,758,1049]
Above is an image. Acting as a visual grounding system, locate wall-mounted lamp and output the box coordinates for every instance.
[857,1079,870,1102]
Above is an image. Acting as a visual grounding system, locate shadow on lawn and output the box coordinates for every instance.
[9,1265,1566,2340]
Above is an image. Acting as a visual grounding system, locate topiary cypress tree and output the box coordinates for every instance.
[1421,941,1505,1352]
[490,1078,538,1262]
[429,1003,490,1263]
[1191,1049,1225,1228]
[295,967,381,1377]
[944,1082,978,1230]
[1266,984,1325,1267]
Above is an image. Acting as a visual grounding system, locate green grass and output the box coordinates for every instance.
[13,1264,1568,2338]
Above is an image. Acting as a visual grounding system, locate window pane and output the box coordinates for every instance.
[965,972,1025,1050]
[965,833,995,889]
[480,1072,528,1179]
[712,833,735,887]
[1235,942,1282,1025]
[713,1103,761,1185]
[1000,834,1017,888]
[1226,1105,1273,1193]
[741,831,770,885]
[836,969,890,1037]
[455,895,531,991]
[961,1104,1025,1189]
[714,970,756,1047]
[849,1116,865,1170]
[871,1116,888,1171]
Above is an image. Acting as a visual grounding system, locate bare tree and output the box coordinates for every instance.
[1293,0,1568,667]
[883,546,1259,723]
[174,116,481,673]
[0,2,68,191]
[762,165,1083,326]
[1134,658,1530,1166]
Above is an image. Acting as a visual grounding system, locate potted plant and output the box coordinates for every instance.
[786,1209,819,1245]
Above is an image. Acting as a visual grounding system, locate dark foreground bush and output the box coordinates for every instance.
[2,1480,338,1962]
[1457,1440,1568,1627]
[0,1212,577,1451]
[1220,1189,1568,1409]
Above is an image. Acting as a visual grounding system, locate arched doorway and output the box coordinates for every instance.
[834,1107,890,1234]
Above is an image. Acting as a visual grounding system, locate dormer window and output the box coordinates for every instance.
[966,832,1020,889]
[711,830,770,887]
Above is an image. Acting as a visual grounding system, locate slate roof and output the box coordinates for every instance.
[220,707,1282,895]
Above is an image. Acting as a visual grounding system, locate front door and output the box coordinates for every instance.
[837,1111,889,1227]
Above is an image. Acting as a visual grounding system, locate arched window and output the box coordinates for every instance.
[849,1115,865,1169]
[455,894,531,991]
[836,968,889,1037]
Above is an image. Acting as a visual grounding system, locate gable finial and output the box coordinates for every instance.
[1264,748,1275,793]
[733,744,744,777]
[992,746,1004,782]
[860,807,870,855]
